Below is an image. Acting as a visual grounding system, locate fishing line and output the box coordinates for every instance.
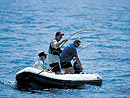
[86,29,117,69]
[101,33,117,69]
[77,38,101,61]
[79,29,117,66]
[71,30,117,70]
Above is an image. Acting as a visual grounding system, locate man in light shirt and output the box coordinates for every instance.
[48,32,68,74]
[34,52,48,71]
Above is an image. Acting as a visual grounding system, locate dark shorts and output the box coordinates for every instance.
[50,63,61,72]
[61,62,72,68]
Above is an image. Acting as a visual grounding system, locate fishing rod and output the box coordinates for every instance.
[60,29,97,48]
[78,38,101,53]
[77,38,101,61]
[38,29,117,74]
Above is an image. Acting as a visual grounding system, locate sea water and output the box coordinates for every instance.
[0,0,130,98]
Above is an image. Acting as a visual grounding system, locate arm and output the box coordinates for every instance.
[75,57,83,71]
[34,61,39,69]
[72,48,83,71]
[56,39,68,47]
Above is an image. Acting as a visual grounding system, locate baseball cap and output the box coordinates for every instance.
[38,52,47,57]
[74,39,82,45]
[55,32,64,36]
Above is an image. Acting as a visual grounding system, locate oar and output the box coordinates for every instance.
[60,29,96,48]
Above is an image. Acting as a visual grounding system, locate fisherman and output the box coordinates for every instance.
[48,32,68,74]
[34,51,48,71]
[60,39,83,74]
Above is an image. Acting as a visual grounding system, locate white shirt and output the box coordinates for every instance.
[34,58,46,70]
[48,39,60,64]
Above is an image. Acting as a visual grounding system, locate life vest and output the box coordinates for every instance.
[48,40,62,56]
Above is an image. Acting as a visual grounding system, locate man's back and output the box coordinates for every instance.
[60,43,78,62]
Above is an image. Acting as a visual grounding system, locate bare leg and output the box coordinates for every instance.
[64,67,75,74]
[55,71,61,74]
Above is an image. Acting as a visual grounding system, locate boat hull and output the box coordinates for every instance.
[16,67,102,89]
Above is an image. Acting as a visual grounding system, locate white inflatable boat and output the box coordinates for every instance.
[16,67,102,89]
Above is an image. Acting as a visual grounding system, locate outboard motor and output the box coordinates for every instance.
[73,61,82,74]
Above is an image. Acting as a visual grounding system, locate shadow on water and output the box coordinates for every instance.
[0,79,59,94]
[0,79,102,96]
[14,82,102,95]
[15,86,102,96]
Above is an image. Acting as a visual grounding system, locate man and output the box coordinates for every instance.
[48,32,68,74]
[60,39,83,74]
[34,52,48,71]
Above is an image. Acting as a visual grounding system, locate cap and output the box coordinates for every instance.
[38,52,47,57]
[74,39,82,45]
[55,32,64,36]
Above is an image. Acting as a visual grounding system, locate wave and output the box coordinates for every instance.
[0,79,16,89]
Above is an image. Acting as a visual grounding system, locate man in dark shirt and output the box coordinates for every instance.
[60,39,83,74]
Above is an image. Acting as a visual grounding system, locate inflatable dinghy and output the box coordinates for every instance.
[16,67,102,89]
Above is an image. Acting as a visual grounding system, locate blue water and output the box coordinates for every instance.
[0,0,130,97]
